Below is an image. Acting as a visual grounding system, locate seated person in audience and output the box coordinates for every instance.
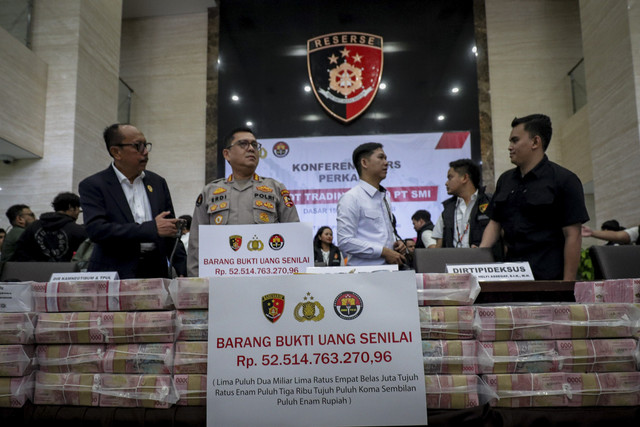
[13,192,88,262]
[411,209,436,248]
[582,221,637,245]
[313,226,344,266]
[0,228,5,258]
[404,238,416,267]
[1,204,36,262]
[179,214,192,254]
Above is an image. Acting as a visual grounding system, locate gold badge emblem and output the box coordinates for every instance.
[210,204,218,212]
[255,200,264,207]
[478,203,488,214]
[247,235,264,251]
[256,185,273,193]
[264,202,274,209]
[294,292,325,322]
[147,185,153,192]
[214,214,224,224]
[259,212,270,223]
[213,187,226,194]
[220,202,228,209]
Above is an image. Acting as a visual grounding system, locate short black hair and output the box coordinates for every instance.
[449,158,481,189]
[223,127,255,148]
[5,204,29,225]
[601,219,624,232]
[404,238,415,245]
[511,114,552,150]
[179,214,192,230]
[52,192,81,212]
[0,228,6,236]
[352,142,383,176]
[411,209,431,223]
[103,123,125,154]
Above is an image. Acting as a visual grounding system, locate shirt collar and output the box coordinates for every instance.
[520,155,549,180]
[456,189,478,206]
[112,162,145,184]
[358,179,383,197]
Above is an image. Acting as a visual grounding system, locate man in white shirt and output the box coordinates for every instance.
[431,159,491,248]
[337,142,406,266]
[79,124,185,279]
[582,224,638,245]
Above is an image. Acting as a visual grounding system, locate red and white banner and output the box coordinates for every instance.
[229,132,471,241]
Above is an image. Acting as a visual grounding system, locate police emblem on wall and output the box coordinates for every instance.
[307,32,383,123]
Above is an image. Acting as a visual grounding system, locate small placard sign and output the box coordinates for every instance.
[445,262,534,281]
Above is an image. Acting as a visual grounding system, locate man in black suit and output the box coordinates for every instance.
[78,124,186,279]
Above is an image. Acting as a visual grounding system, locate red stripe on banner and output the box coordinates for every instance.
[288,186,438,205]
[435,131,470,149]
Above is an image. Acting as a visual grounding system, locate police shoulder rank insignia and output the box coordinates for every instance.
[259,212,270,223]
[213,187,226,195]
[262,294,285,323]
[196,194,203,207]
[229,235,242,252]
[478,203,488,214]
[256,185,273,193]
[214,214,224,225]
[281,189,294,207]
[294,292,325,322]
[307,32,383,123]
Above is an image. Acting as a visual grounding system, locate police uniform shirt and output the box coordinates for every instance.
[486,155,589,280]
[187,173,299,276]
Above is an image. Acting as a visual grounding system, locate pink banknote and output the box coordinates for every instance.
[36,344,105,373]
[98,374,176,408]
[415,273,480,306]
[0,344,36,376]
[420,306,475,340]
[168,278,210,309]
[174,341,208,374]
[0,312,36,344]
[34,371,100,406]
[102,343,173,374]
[424,374,480,409]
[174,374,207,405]
[0,372,34,407]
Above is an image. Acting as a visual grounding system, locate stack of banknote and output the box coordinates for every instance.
[415,273,480,306]
[173,373,207,405]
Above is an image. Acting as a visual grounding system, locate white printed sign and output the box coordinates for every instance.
[199,223,314,277]
[207,271,427,427]
[235,132,472,241]
[445,262,534,281]
[49,272,119,282]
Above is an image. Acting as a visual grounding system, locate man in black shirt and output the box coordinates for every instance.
[480,114,589,280]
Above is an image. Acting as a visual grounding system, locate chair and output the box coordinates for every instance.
[589,245,640,279]
[413,247,494,273]
[0,261,79,282]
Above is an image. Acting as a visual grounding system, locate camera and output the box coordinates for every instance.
[1,155,15,165]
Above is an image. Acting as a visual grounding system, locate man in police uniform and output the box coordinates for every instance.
[187,127,299,276]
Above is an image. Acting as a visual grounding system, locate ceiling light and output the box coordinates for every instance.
[437,115,445,121]
[304,85,311,92]
[231,95,239,102]
[451,87,459,94]
[379,82,387,90]
[246,121,253,127]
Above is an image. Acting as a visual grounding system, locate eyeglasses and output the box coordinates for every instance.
[115,142,152,153]
[228,140,262,151]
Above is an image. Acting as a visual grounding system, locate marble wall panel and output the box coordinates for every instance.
[0,26,47,157]
[120,13,208,218]
[580,0,640,228]
[485,0,583,179]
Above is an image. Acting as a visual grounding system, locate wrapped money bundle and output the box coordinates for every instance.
[0,372,34,407]
[36,344,105,373]
[474,305,554,341]
[98,311,176,343]
[424,374,481,409]
[594,372,640,406]
[556,338,639,372]
[478,340,559,374]
[168,278,210,309]
[104,279,172,311]
[0,345,36,376]
[415,273,480,306]
[35,312,102,343]
[174,341,207,374]
[0,312,36,344]
[98,374,177,408]
[32,281,106,312]
[34,371,100,406]
[552,304,640,339]
[176,310,208,341]
[174,374,207,405]
[102,343,173,374]
[0,282,33,312]
[574,279,640,303]
[419,306,475,340]
[422,340,478,374]
[483,372,567,407]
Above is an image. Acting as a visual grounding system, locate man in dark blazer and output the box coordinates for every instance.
[78,124,186,279]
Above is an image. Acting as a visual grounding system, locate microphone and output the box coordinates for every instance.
[168,219,188,277]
